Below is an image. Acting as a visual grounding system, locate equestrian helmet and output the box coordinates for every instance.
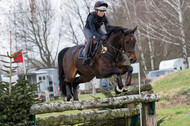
[94,1,108,11]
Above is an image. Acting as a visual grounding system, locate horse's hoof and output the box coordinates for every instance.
[67,95,72,101]
[123,89,128,92]
[114,86,123,94]
[123,86,129,92]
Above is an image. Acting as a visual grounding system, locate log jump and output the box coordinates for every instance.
[30,84,160,126]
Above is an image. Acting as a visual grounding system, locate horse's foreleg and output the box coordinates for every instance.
[65,82,72,101]
[116,75,123,89]
[112,68,124,94]
[113,68,123,89]
[114,74,124,94]
[124,65,133,86]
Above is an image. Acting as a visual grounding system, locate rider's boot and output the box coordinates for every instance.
[82,42,93,65]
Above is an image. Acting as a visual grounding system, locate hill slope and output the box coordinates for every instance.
[151,69,190,126]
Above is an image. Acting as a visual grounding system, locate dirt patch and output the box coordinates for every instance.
[151,74,172,86]
[156,92,190,108]
[176,73,183,77]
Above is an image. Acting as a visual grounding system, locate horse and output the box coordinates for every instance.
[58,25,137,101]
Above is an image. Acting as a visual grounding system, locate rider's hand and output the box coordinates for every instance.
[100,35,106,41]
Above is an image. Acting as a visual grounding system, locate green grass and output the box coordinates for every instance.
[151,69,190,96]
[157,105,190,126]
[78,92,106,100]
[151,69,190,126]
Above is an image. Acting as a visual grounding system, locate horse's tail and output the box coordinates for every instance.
[58,47,70,96]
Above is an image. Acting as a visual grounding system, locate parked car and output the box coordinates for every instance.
[145,69,174,83]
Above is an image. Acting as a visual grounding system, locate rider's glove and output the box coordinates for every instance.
[100,35,106,41]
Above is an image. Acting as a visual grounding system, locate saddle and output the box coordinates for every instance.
[82,38,98,57]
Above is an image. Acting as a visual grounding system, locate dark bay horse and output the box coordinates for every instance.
[58,25,137,101]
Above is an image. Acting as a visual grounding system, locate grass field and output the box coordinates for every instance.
[157,105,190,126]
[151,69,190,126]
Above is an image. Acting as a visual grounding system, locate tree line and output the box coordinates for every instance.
[0,0,190,76]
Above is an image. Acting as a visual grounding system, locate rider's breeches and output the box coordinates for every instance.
[83,27,106,43]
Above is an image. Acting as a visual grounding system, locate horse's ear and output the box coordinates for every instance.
[124,29,131,36]
[131,26,138,33]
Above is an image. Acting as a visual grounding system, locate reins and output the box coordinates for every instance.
[92,31,136,63]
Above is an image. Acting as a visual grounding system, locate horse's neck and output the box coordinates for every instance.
[106,36,121,50]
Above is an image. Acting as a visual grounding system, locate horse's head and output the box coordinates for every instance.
[122,26,137,63]
[106,25,137,63]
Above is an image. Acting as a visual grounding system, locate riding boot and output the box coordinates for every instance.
[82,42,91,65]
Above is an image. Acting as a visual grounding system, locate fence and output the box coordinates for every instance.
[30,84,160,126]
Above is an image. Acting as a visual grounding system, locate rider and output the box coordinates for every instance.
[82,1,109,65]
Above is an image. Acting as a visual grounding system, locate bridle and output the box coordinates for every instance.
[121,34,136,53]
[104,33,135,62]
[106,33,135,53]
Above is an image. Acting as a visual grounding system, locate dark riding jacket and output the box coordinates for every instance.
[85,12,109,41]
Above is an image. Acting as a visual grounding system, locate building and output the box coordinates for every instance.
[27,67,60,98]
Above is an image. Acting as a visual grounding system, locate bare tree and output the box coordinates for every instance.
[61,0,94,45]
[106,0,190,75]
[140,0,190,68]
[9,0,62,67]
[124,0,149,75]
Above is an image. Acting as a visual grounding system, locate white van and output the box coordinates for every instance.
[159,58,184,71]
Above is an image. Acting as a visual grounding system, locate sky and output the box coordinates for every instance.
[0,0,13,54]
[0,0,97,73]
[0,0,67,55]
[0,0,99,58]
[0,0,66,72]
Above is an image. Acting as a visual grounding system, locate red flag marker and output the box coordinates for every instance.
[13,52,23,63]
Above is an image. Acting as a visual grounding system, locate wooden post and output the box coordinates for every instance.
[92,83,96,96]
[142,90,157,126]
[9,31,12,95]
[125,103,135,126]
[45,90,50,103]
[142,102,157,126]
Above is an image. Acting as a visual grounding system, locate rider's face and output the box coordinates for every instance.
[97,10,105,17]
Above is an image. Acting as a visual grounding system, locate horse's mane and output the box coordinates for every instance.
[106,25,125,38]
